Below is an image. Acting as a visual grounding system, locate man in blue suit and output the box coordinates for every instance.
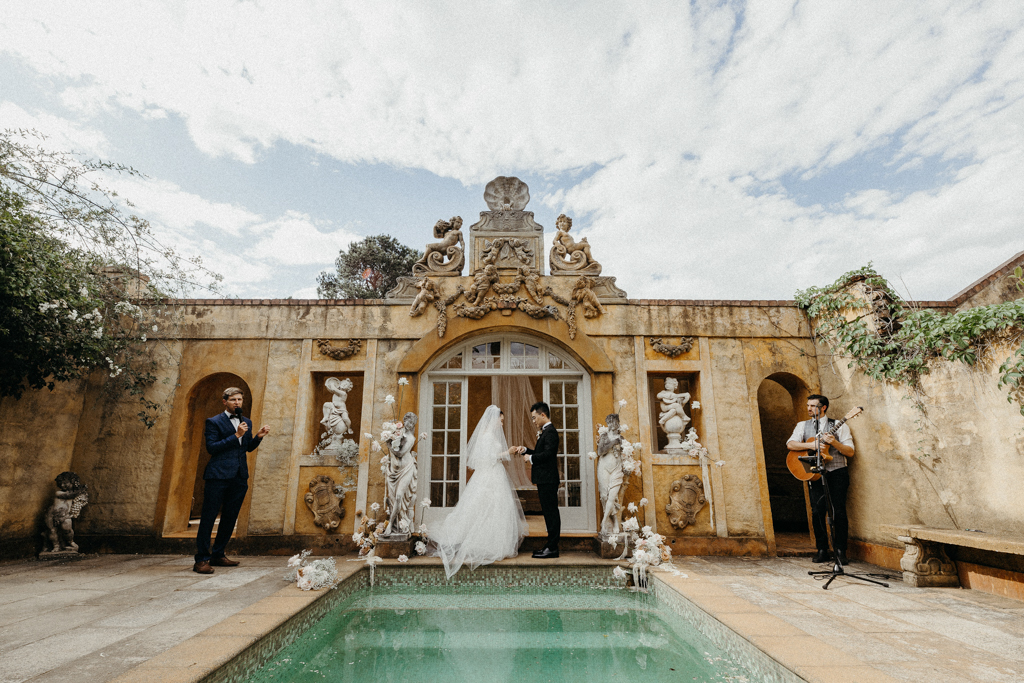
[193,387,270,574]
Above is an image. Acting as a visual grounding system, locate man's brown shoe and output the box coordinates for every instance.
[210,557,240,567]
[192,561,214,574]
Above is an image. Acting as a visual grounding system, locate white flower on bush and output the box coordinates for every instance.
[613,566,628,580]
[397,554,408,563]
[415,541,427,555]
[92,327,104,339]
[384,394,395,405]
[79,286,88,297]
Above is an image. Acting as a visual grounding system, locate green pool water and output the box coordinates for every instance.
[249,585,752,683]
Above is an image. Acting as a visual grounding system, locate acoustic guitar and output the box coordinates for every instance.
[786,407,863,482]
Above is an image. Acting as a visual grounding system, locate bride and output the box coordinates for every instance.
[429,405,528,579]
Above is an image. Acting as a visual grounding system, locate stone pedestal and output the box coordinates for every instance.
[375,536,413,559]
[38,550,85,561]
[662,414,690,455]
[593,533,628,559]
[898,535,960,587]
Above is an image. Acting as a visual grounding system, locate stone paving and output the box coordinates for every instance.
[0,553,1021,682]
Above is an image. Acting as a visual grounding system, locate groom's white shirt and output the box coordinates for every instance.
[523,422,555,464]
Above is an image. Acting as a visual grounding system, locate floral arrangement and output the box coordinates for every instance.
[286,550,339,591]
[610,499,676,591]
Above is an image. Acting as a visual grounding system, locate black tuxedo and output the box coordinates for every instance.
[195,412,262,563]
[526,422,561,550]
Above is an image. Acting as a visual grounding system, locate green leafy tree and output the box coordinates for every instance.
[317,234,422,299]
[1,129,219,426]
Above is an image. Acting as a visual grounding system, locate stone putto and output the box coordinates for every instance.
[41,471,89,555]
[550,214,602,275]
[413,216,465,276]
[317,377,359,466]
[658,377,691,454]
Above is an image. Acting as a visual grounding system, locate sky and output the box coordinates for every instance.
[2,1,1022,301]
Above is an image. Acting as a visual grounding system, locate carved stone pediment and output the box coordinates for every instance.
[469,177,544,274]
[665,474,706,530]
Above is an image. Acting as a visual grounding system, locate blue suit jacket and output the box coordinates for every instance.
[203,413,262,480]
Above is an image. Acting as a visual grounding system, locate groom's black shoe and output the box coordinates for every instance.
[532,547,559,559]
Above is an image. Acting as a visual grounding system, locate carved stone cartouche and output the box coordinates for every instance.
[413,217,465,276]
[41,471,89,554]
[549,214,602,276]
[665,474,706,530]
[304,475,345,531]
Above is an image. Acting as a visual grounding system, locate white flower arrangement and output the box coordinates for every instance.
[397,554,409,563]
[365,432,374,439]
[284,550,338,591]
[415,540,427,555]
[627,502,638,514]
[597,424,608,436]
[610,511,675,591]
[619,423,629,433]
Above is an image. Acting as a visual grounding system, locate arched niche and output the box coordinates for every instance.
[165,373,252,535]
[757,372,812,538]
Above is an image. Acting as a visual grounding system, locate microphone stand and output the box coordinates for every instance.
[806,407,889,590]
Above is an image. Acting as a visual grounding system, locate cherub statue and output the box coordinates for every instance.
[409,277,439,317]
[320,377,354,455]
[571,276,605,318]
[596,414,625,535]
[658,377,691,426]
[413,216,465,276]
[42,472,89,553]
[465,264,498,306]
[383,412,418,537]
[519,266,543,304]
[550,214,602,275]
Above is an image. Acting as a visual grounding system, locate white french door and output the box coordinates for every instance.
[416,335,596,534]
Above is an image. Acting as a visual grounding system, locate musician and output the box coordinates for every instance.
[786,394,855,565]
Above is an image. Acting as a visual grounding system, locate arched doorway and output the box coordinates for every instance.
[178,373,251,534]
[757,373,812,547]
[417,333,596,533]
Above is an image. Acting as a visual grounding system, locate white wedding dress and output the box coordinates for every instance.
[430,405,528,579]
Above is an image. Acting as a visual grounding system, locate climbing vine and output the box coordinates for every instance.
[795,264,1024,415]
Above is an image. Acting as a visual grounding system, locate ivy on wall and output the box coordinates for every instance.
[795,265,1024,415]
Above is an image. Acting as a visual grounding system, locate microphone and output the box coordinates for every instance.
[234,407,244,422]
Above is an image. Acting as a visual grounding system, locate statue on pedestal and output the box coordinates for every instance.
[318,377,358,466]
[413,217,465,276]
[658,377,691,454]
[549,214,602,275]
[41,472,89,555]
[383,412,418,538]
[596,414,625,536]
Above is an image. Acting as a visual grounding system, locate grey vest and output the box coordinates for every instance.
[802,418,847,471]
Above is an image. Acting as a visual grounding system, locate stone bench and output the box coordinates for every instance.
[880,524,1024,587]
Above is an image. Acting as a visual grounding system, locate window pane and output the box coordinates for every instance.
[567,482,581,507]
[548,354,564,369]
[565,382,578,405]
[565,406,578,430]
[557,458,565,479]
[446,456,460,480]
[446,482,460,507]
[550,382,563,404]
[566,431,579,455]
[566,456,580,481]
[511,341,524,356]
[447,432,461,455]
[444,353,462,369]
[448,382,461,405]
[431,456,444,480]
[524,344,539,357]
[433,382,446,405]
[551,407,564,429]
[447,406,461,429]
[523,355,539,369]
[433,407,445,430]
[431,482,444,504]
[432,432,444,455]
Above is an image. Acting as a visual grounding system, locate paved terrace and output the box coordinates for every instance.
[0,553,1021,683]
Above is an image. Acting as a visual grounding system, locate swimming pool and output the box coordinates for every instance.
[209,565,801,683]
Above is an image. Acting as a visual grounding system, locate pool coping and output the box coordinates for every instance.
[107,556,902,683]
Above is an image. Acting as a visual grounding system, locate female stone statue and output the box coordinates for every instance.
[596,414,625,535]
[383,412,418,537]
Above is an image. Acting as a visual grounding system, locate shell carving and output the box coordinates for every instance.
[484,176,530,211]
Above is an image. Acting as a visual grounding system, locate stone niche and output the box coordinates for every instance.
[468,176,546,275]
[647,372,702,459]
[301,372,363,465]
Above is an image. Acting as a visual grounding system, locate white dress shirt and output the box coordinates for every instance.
[225,410,243,444]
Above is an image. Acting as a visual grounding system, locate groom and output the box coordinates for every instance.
[518,401,561,559]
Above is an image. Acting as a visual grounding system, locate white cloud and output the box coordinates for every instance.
[3,2,1023,299]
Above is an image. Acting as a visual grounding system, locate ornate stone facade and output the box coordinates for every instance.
[468,177,545,275]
